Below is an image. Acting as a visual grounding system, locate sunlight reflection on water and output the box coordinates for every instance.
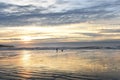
[0,49,120,80]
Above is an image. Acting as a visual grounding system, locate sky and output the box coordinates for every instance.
[0,0,120,47]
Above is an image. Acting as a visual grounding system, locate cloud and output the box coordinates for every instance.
[100,29,120,33]
[0,0,120,27]
[0,38,20,40]
[81,33,103,37]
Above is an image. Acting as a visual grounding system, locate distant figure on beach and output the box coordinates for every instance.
[56,48,64,52]
[61,49,64,52]
[56,48,58,53]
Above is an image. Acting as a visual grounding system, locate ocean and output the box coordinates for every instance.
[0,49,120,80]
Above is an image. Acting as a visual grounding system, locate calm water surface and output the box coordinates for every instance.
[0,49,120,80]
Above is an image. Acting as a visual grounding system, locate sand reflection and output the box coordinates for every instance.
[18,51,33,79]
[16,50,109,73]
[20,51,31,67]
[0,50,120,79]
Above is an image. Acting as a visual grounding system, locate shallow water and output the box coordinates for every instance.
[0,49,120,80]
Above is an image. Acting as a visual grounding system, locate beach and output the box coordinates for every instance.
[0,49,120,80]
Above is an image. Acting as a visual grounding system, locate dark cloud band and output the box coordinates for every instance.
[0,0,120,27]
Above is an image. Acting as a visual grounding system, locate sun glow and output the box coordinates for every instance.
[21,36,32,41]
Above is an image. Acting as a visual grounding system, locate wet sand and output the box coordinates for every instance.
[0,49,120,80]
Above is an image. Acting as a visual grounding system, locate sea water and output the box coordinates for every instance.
[0,49,120,80]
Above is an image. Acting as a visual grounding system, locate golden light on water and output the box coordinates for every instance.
[19,51,32,79]
[21,52,31,62]
[0,50,116,74]
[0,50,120,80]
[15,51,109,72]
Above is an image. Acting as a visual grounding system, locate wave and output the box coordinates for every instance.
[0,46,120,50]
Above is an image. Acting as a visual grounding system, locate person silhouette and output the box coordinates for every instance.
[56,48,58,53]
[61,49,63,52]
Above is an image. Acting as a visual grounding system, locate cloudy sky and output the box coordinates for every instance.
[0,0,120,47]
